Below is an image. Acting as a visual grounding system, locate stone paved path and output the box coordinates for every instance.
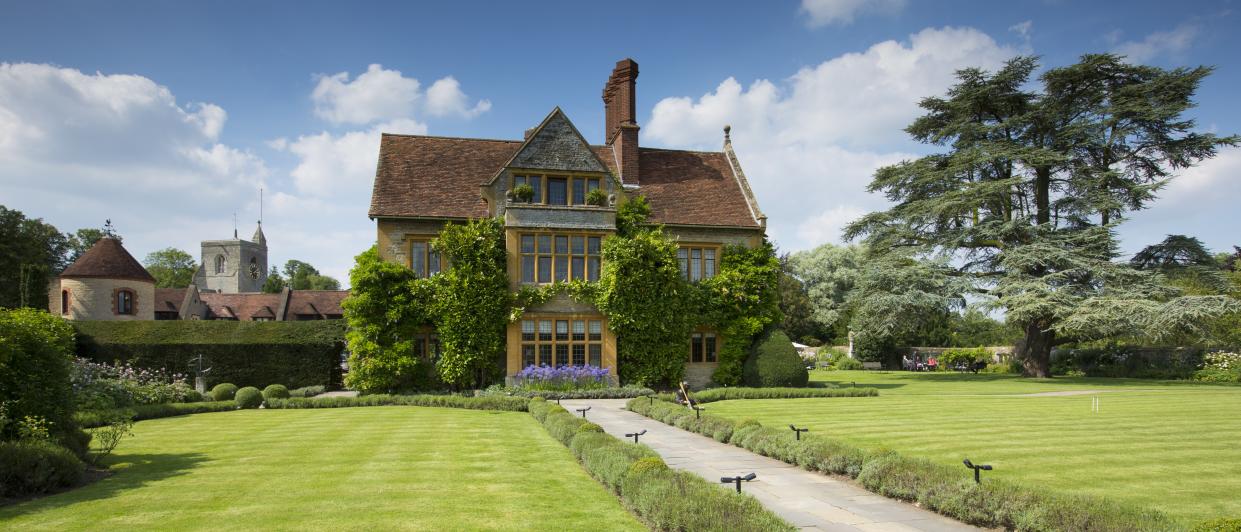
[560,399,977,532]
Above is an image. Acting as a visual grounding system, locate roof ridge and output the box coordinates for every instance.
[382,133,520,144]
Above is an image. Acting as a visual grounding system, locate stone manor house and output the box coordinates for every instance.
[369,59,767,386]
[49,224,346,322]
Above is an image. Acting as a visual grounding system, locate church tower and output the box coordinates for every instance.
[194,222,268,293]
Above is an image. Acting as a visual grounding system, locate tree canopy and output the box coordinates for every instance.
[0,206,69,309]
[276,260,340,291]
[143,248,197,288]
[845,54,1239,376]
[1130,235,1216,270]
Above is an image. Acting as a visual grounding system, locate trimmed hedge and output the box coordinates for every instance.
[235,387,263,409]
[743,329,809,387]
[627,398,1174,531]
[289,385,326,398]
[75,401,239,428]
[264,394,528,412]
[528,399,794,531]
[681,386,878,404]
[211,383,238,401]
[72,320,345,389]
[0,440,86,497]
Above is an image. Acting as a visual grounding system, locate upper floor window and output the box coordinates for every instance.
[519,233,601,284]
[116,289,134,315]
[677,246,718,281]
[409,239,441,279]
[688,330,718,363]
[513,174,601,206]
[214,255,226,274]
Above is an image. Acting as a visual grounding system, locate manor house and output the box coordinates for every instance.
[368,59,767,386]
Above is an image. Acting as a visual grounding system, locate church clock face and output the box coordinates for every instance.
[249,260,260,279]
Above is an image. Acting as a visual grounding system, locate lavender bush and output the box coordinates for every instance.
[512,365,611,392]
[71,358,195,410]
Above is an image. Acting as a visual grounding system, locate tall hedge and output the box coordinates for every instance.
[72,320,345,389]
[0,308,80,449]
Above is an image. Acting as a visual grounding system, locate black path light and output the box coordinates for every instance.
[963,459,993,484]
[720,473,757,493]
[692,405,706,419]
[789,424,810,440]
[624,429,647,443]
[576,406,591,419]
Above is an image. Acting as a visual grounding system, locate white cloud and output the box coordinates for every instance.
[1113,23,1199,63]
[311,64,421,125]
[0,62,271,282]
[800,0,906,27]
[311,64,492,125]
[1119,148,1241,257]
[646,27,1018,252]
[282,118,426,198]
[426,76,492,118]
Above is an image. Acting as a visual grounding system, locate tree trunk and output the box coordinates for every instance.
[1018,321,1055,378]
[1035,167,1051,225]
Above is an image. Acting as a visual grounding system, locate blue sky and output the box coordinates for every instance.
[2,0,1238,283]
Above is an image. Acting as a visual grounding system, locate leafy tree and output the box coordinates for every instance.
[786,243,865,342]
[282,259,340,290]
[1131,235,1216,270]
[261,267,286,293]
[1224,247,1241,272]
[846,55,1239,377]
[143,248,196,288]
[342,246,430,393]
[948,309,1022,347]
[776,259,817,343]
[431,218,511,389]
[0,206,69,309]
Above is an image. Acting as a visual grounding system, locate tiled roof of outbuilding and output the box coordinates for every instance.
[288,290,347,318]
[60,237,156,283]
[155,288,187,312]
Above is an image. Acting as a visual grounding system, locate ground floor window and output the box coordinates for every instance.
[688,330,718,363]
[520,317,603,367]
[413,332,441,361]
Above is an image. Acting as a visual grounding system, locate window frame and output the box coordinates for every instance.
[408,237,442,279]
[687,328,720,364]
[61,289,69,315]
[511,173,602,206]
[677,244,720,282]
[116,289,134,315]
[411,331,442,361]
[519,315,606,368]
[518,231,603,285]
[214,255,226,274]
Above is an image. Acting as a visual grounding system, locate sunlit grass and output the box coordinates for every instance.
[705,370,1241,524]
[0,407,643,531]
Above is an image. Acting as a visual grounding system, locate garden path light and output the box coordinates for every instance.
[624,429,647,443]
[720,473,757,493]
[963,458,992,484]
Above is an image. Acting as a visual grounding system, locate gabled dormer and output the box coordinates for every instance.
[486,107,619,232]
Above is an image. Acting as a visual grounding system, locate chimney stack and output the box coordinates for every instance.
[603,58,639,184]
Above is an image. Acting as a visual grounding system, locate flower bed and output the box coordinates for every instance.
[511,365,612,392]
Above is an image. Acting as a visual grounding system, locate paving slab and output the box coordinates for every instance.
[561,399,977,532]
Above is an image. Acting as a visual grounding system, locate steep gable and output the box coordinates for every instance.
[506,108,608,173]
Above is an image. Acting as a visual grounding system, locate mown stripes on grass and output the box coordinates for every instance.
[708,371,1241,524]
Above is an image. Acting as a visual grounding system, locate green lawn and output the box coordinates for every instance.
[0,407,643,531]
[706,370,1241,524]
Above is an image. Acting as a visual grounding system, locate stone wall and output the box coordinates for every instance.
[198,239,266,293]
[376,218,453,266]
[55,277,154,321]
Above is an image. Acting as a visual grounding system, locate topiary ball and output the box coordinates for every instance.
[576,422,605,434]
[262,384,290,400]
[627,457,669,477]
[183,390,204,403]
[210,383,238,401]
[234,387,263,409]
[742,329,810,387]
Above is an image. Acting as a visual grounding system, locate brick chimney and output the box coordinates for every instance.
[602,58,639,184]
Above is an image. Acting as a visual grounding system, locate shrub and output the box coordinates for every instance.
[210,383,238,401]
[289,385,326,398]
[76,401,238,428]
[72,320,345,389]
[0,440,86,497]
[262,384,290,400]
[833,357,864,371]
[70,357,195,409]
[1195,351,1241,383]
[511,365,611,392]
[263,394,528,412]
[0,308,82,453]
[234,387,263,409]
[743,329,809,387]
[580,443,659,492]
[183,390,204,402]
[511,183,534,202]
[86,411,134,466]
[577,422,604,434]
[939,347,991,370]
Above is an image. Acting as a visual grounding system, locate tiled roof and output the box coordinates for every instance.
[369,135,510,219]
[60,237,156,283]
[371,134,760,228]
[199,292,282,321]
[288,290,347,318]
[155,288,187,313]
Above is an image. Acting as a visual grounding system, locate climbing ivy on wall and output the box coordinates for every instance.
[345,195,781,391]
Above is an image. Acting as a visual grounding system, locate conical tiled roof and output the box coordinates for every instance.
[60,237,156,283]
[251,222,267,247]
